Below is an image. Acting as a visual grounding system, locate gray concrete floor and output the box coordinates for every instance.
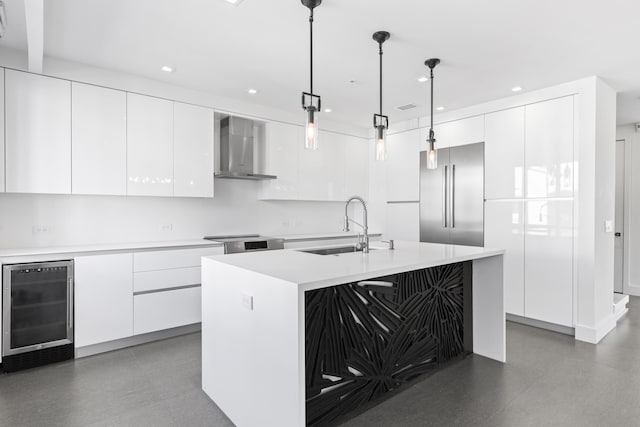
[1,297,639,427]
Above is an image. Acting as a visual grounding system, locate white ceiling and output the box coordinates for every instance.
[1,0,640,127]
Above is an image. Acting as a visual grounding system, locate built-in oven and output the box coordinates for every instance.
[2,260,74,372]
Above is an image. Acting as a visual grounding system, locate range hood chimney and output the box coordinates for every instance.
[215,116,277,180]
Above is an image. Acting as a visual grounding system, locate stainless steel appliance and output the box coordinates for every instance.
[2,260,74,371]
[420,142,484,246]
[215,116,277,181]
[203,235,285,254]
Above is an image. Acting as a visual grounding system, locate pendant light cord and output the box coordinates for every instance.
[379,42,383,116]
[429,67,435,138]
[309,9,314,94]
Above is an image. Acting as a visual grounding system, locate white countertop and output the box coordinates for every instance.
[204,240,504,290]
[0,239,223,261]
[276,231,382,242]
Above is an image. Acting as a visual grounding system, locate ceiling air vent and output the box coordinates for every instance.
[395,103,417,111]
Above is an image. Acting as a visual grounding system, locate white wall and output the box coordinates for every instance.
[0,181,350,249]
[616,124,640,296]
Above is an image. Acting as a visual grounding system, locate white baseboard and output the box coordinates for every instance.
[625,283,640,297]
[574,315,616,344]
[614,294,630,321]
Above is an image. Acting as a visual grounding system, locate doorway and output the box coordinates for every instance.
[614,139,625,294]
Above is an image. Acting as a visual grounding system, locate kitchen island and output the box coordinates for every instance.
[201,241,505,427]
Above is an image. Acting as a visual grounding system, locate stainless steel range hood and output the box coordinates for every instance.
[215,116,277,180]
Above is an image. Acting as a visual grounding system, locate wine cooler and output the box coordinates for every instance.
[2,261,74,372]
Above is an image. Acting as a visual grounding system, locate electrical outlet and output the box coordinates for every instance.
[32,225,50,235]
[161,224,173,232]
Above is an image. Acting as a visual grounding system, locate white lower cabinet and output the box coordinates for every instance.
[524,199,574,327]
[386,203,420,241]
[134,287,201,335]
[74,253,133,347]
[485,200,525,316]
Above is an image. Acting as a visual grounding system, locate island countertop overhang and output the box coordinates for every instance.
[202,241,504,291]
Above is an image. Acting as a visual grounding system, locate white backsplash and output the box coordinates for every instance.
[0,180,369,249]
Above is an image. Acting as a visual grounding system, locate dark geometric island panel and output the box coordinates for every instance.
[305,261,472,426]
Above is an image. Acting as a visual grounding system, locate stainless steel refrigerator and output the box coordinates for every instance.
[420,142,484,246]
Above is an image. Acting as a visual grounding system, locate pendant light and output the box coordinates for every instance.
[424,58,440,170]
[301,0,322,150]
[372,31,390,161]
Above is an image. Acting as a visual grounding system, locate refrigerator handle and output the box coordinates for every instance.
[451,164,456,228]
[442,165,448,228]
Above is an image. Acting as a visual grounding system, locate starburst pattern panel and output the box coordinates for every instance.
[305,261,471,426]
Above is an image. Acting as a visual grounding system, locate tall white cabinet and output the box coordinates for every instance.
[72,83,127,195]
[5,70,72,194]
[483,96,574,327]
[126,93,174,197]
[0,68,4,192]
[261,122,301,200]
[173,102,215,198]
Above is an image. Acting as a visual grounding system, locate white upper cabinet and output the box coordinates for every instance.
[422,115,485,150]
[386,129,420,202]
[260,121,301,200]
[127,93,174,196]
[298,130,339,201]
[321,131,346,201]
[5,70,71,194]
[344,136,369,200]
[173,102,214,198]
[485,107,525,200]
[485,200,525,316]
[72,83,127,195]
[525,96,574,199]
[524,199,574,326]
[0,68,4,192]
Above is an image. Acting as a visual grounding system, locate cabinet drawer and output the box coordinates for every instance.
[133,247,223,272]
[134,287,201,335]
[134,266,200,293]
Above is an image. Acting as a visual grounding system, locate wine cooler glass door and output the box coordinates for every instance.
[3,261,74,356]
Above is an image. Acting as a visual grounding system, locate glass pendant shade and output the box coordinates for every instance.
[375,125,387,161]
[426,139,438,170]
[304,106,319,150]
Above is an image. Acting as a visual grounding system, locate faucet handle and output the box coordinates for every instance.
[355,232,364,250]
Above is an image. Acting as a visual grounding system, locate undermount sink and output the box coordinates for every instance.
[298,246,375,256]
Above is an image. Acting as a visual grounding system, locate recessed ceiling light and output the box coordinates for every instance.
[224,0,245,4]
[417,76,429,83]
[324,108,333,113]
[161,66,174,73]
[436,106,445,111]
[247,88,258,94]
[511,86,522,92]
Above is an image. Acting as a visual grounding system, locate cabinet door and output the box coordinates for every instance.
[127,93,174,196]
[344,136,369,200]
[386,203,420,241]
[485,200,525,316]
[386,129,420,202]
[174,102,214,198]
[485,107,525,199]
[72,83,127,195]
[525,97,574,198]
[422,115,485,150]
[5,70,71,194]
[260,122,300,200]
[134,287,201,335]
[0,68,4,192]
[524,199,573,326]
[325,131,347,201]
[75,253,133,347]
